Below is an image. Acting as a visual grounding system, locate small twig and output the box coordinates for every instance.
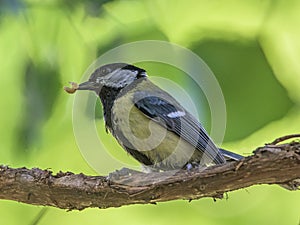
[29,208,48,225]
[268,134,300,145]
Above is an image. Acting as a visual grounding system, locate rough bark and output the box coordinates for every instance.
[0,136,299,210]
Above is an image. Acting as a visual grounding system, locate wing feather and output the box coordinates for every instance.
[133,91,225,164]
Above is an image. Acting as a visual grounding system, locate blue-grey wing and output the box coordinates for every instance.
[133,91,225,164]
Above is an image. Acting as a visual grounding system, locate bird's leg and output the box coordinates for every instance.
[108,167,143,181]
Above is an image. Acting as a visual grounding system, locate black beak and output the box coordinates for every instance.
[77,81,98,91]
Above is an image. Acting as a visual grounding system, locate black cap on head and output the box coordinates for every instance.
[77,63,147,91]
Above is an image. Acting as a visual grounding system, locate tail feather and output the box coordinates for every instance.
[219,148,244,161]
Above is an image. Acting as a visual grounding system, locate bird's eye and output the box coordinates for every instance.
[100,67,111,75]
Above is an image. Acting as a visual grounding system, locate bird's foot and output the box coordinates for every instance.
[108,167,143,181]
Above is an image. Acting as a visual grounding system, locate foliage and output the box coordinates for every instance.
[0,0,299,224]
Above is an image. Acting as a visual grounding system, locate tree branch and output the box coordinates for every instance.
[0,136,299,210]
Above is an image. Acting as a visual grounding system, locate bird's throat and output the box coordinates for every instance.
[98,86,123,131]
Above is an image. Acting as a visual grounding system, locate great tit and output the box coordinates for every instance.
[70,63,243,171]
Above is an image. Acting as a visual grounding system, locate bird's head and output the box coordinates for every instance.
[77,63,147,92]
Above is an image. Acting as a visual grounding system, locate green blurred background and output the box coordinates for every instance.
[0,0,299,224]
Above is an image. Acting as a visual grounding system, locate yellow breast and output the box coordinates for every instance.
[111,79,203,170]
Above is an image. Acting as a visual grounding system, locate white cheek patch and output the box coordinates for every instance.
[105,69,137,88]
[167,111,185,118]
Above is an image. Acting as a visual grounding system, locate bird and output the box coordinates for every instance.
[67,63,243,171]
